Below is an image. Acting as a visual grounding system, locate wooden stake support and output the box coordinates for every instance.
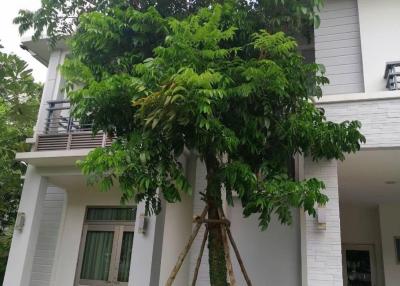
[191,227,208,286]
[165,206,208,286]
[165,205,253,286]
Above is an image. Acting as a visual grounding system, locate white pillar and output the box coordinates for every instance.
[129,200,166,286]
[301,158,344,286]
[3,166,48,286]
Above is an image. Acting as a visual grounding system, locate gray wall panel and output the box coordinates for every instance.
[315,0,364,95]
[30,187,65,286]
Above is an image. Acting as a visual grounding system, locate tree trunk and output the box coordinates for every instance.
[205,155,228,286]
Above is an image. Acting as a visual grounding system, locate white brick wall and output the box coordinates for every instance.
[303,159,343,286]
[320,98,400,148]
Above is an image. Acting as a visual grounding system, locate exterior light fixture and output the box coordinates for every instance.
[15,212,26,231]
[316,205,327,230]
[138,213,148,234]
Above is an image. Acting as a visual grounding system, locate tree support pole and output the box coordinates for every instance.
[225,226,253,286]
[166,206,252,286]
[191,227,208,286]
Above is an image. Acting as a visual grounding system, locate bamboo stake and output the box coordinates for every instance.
[218,208,236,286]
[226,226,253,286]
[191,227,208,286]
[166,206,208,286]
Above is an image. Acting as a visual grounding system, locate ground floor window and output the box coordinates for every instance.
[75,207,136,286]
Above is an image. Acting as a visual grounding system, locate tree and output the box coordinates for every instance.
[16,1,365,285]
[14,0,324,44]
[0,44,41,281]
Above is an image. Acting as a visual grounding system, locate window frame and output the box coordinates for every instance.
[75,206,136,286]
[395,236,400,264]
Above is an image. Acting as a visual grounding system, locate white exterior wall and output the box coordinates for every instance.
[3,167,48,286]
[188,160,210,285]
[30,186,66,286]
[229,205,301,286]
[158,195,193,286]
[130,200,165,286]
[357,0,400,93]
[379,204,400,286]
[158,155,194,286]
[321,98,400,149]
[303,159,343,286]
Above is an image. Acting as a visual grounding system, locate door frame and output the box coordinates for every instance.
[342,243,377,286]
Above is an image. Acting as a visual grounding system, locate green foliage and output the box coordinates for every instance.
[14,0,324,45]
[0,44,41,282]
[61,4,365,227]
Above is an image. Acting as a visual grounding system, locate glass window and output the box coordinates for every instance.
[86,207,136,221]
[395,237,400,264]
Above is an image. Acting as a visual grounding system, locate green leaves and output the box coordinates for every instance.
[0,45,41,280]
[253,30,298,58]
[79,133,191,214]
[61,3,363,230]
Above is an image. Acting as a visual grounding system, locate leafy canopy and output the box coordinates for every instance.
[61,3,365,229]
[14,0,325,45]
[0,43,41,281]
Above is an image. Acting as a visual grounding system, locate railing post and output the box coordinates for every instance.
[102,133,107,147]
[45,102,54,134]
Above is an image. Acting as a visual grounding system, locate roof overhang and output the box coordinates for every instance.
[20,36,67,67]
[15,149,89,167]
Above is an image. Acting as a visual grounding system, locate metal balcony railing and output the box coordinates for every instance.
[44,100,92,134]
[36,100,112,151]
[384,61,400,90]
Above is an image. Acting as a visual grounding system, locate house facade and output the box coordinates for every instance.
[3,0,400,285]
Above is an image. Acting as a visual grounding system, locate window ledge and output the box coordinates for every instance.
[314,91,400,104]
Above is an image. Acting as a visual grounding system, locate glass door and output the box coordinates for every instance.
[115,229,134,285]
[342,244,377,286]
[75,207,136,286]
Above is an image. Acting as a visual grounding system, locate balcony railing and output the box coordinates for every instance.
[35,100,112,151]
[384,61,400,90]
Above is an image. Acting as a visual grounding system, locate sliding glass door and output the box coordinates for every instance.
[75,207,136,286]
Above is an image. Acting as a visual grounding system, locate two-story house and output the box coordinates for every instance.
[3,0,400,285]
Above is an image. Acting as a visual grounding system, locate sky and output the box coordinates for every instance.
[0,0,47,82]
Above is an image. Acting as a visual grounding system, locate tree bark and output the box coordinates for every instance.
[205,155,228,286]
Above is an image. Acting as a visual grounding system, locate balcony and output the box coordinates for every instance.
[35,100,112,151]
